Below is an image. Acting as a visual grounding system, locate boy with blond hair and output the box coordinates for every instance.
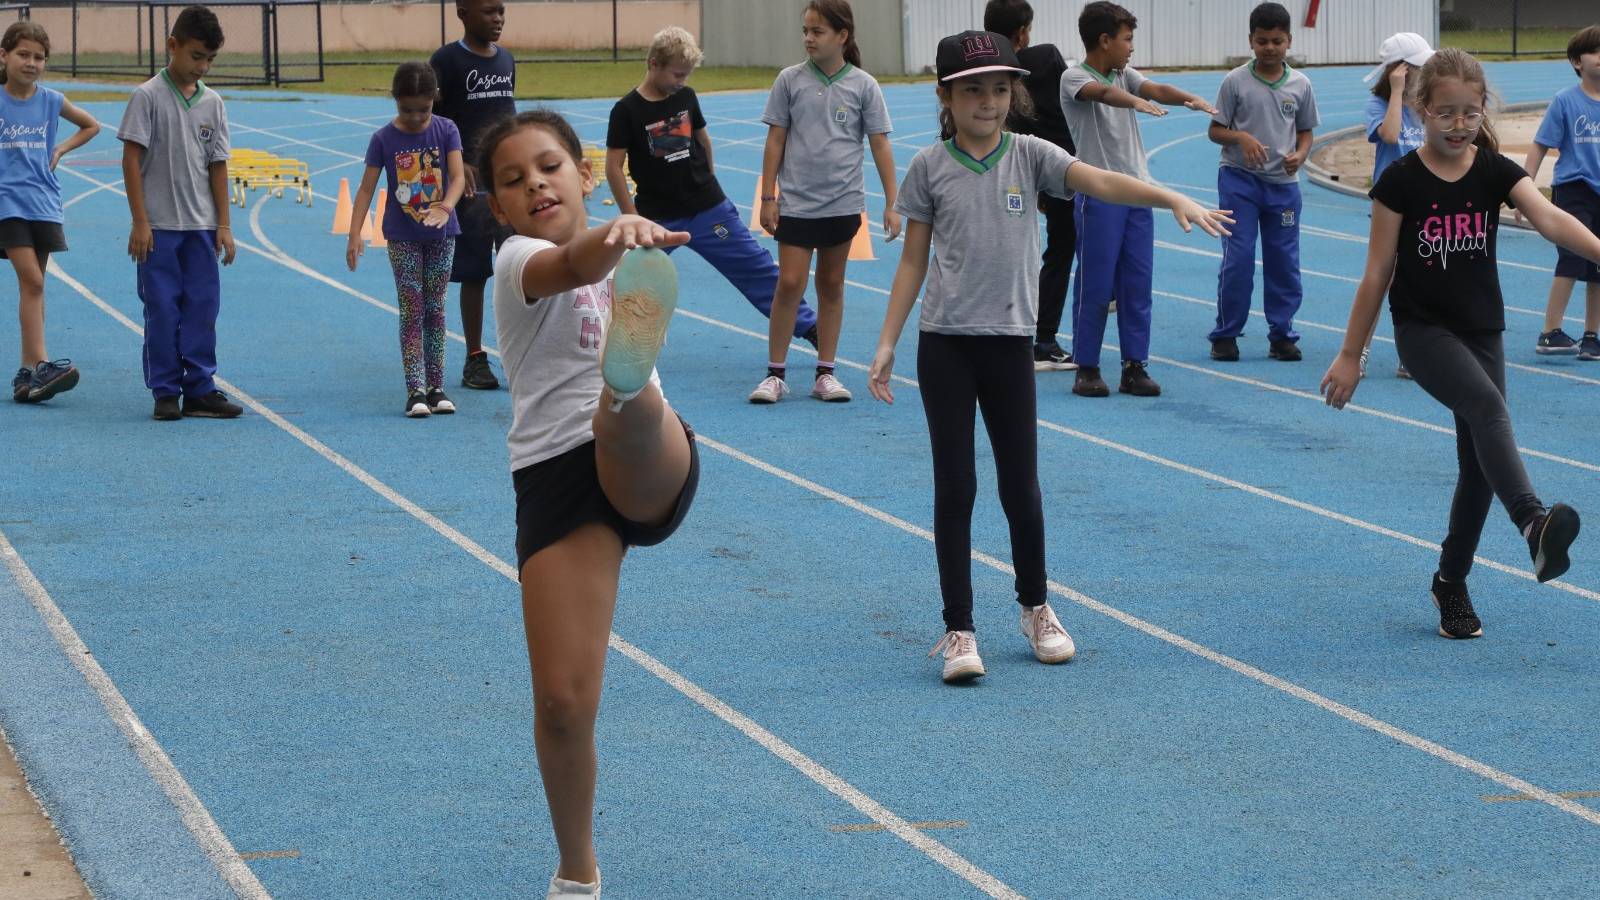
[606,26,819,346]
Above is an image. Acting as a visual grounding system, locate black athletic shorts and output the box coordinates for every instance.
[0,218,67,259]
[1553,181,1600,282]
[774,213,861,249]
[513,414,699,573]
[450,193,512,283]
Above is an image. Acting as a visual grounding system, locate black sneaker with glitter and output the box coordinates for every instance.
[1430,573,1482,639]
[1527,503,1580,583]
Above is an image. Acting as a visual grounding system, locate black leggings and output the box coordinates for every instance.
[1393,321,1543,581]
[917,332,1047,632]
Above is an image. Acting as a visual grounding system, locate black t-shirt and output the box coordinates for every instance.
[607,87,726,220]
[1370,147,1527,332]
[1015,43,1075,154]
[429,41,516,165]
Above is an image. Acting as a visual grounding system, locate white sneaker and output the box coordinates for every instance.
[811,371,852,402]
[1020,602,1075,664]
[547,871,601,898]
[748,374,788,404]
[929,630,985,683]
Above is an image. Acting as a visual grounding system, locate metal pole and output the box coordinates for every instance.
[612,0,618,62]
[71,0,78,76]
[1510,0,1519,57]
[265,2,274,85]
[440,0,446,48]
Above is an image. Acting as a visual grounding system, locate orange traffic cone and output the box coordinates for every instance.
[368,195,387,248]
[331,177,352,234]
[750,177,776,236]
[848,212,875,261]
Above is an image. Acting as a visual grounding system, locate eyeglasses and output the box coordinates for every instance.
[1424,108,1485,128]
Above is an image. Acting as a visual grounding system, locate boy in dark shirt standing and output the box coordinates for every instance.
[430,0,514,389]
[605,27,819,348]
[985,0,1078,371]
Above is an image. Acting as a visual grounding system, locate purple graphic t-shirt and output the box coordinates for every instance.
[364,117,463,243]
[1370,147,1528,332]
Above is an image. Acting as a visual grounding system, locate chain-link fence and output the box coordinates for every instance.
[1441,0,1595,58]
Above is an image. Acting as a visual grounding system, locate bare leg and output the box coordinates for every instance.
[520,521,623,886]
[811,242,851,364]
[460,279,486,353]
[767,244,813,367]
[1585,282,1600,334]
[9,248,47,366]
[593,382,691,526]
[1543,276,1576,333]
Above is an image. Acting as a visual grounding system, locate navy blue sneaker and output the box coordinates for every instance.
[27,359,79,403]
[1579,332,1600,361]
[1537,329,1579,355]
[12,367,31,403]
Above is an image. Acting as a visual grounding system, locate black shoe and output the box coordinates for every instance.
[1072,366,1110,397]
[1209,337,1240,361]
[1033,340,1076,371]
[802,325,820,350]
[153,395,181,421]
[1119,360,1161,397]
[12,367,32,403]
[182,390,243,419]
[1430,573,1483,639]
[26,359,80,402]
[425,388,455,414]
[462,351,499,390]
[405,390,431,418]
[1528,503,1580,583]
[1268,338,1302,362]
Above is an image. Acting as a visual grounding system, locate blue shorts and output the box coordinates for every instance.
[1553,181,1600,283]
[449,193,511,284]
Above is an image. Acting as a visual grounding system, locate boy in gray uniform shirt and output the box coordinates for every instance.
[118,5,240,421]
[1059,1,1215,398]
[1206,1,1319,362]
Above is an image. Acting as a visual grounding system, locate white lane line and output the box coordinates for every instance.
[667,305,1600,603]
[700,433,1600,830]
[47,234,1026,900]
[1,429,270,900]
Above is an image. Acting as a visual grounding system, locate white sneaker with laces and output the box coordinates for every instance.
[929,630,985,683]
[811,371,852,402]
[1020,602,1076,664]
[547,871,601,898]
[748,374,788,404]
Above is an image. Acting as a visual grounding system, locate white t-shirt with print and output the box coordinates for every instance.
[494,235,662,472]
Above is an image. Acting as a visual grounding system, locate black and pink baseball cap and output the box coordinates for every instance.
[936,30,1030,82]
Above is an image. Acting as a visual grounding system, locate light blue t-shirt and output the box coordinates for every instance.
[1534,84,1600,194]
[1365,93,1424,184]
[0,85,64,224]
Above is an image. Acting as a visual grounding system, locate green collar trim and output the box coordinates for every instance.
[1249,60,1291,89]
[1079,61,1115,85]
[943,132,1012,174]
[807,59,853,86]
[160,69,206,109]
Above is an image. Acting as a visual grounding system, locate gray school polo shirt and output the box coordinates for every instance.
[761,61,892,219]
[894,133,1076,336]
[1212,62,1320,184]
[1060,62,1148,181]
[117,71,230,231]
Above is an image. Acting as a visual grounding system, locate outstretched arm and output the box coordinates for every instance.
[518,216,690,300]
[1139,80,1217,114]
[1074,79,1166,116]
[1064,162,1232,236]
[1512,178,1600,263]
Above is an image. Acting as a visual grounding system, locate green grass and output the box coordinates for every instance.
[1441,27,1576,59]
[50,48,932,99]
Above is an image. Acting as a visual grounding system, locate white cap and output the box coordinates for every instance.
[1362,32,1435,83]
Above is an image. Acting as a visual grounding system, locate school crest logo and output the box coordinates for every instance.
[834,104,848,124]
[1281,208,1295,228]
[198,124,213,142]
[1280,99,1296,117]
[1005,184,1024,217]
[713,223,730,239]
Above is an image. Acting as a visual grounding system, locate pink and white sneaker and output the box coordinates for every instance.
[748,374,788,404]
[929,630,985,683]
[1020,602,1075,664]
[811,371,852,402]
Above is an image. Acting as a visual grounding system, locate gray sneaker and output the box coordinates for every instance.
[461,351,500,390]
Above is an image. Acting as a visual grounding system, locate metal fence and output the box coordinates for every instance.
[2,2,29,19]
[318,0,645,70]
[1441,0,1595,58]
[23,0,322,85]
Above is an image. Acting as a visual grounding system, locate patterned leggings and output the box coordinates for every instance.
[387,238,454,393]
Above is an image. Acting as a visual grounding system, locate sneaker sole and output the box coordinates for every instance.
[603,248,677,397]
[1210,354,1240,362]
[748,392,783,404]
[1072,385,1110,398]
[428,404,456,414]
[1579,353,1600,361]
[406,409,431,418]
[1269,351,1303,362]
[1534,503,1581,583]
[811,391,852,402]
[1032,643,1076,664]
[1536,346,1580,355]
[182,409,242,419]
[1429,592,1483,639]
[941,662,986,683]
[28,368,80,402]
[1118,386,1161,397]
[152,409,181,421]
[1034,360,1078,371]
[461,376,500,389]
